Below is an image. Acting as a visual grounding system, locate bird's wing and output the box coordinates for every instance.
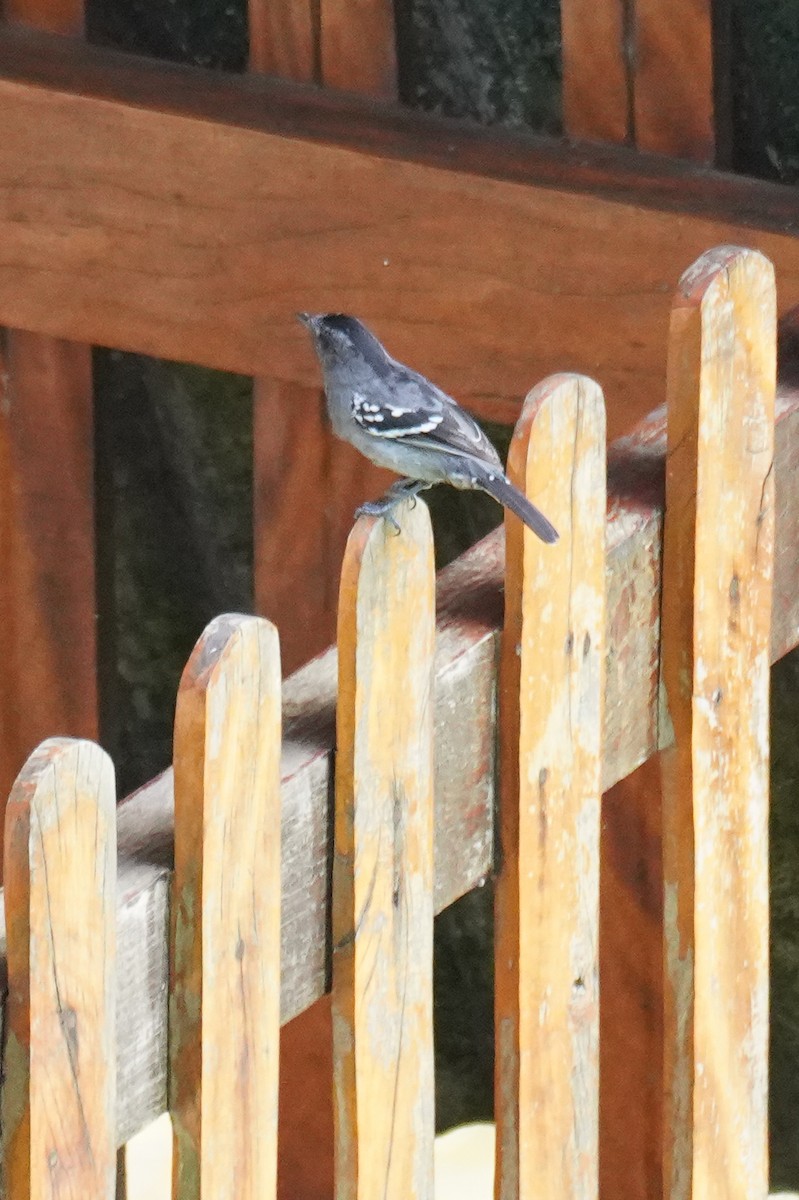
[351,365,502,469]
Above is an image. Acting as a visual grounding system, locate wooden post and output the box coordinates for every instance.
[0,0,96,836]
[2,737,117,1199]
[494,375,606,1200]
[561,0,630,145]
[333,498,436,1200]
[169,613,282,1200]
[661,245,775,1199]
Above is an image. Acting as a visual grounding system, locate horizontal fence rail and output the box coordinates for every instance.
[0,246,785,1198]
[2,28,799,433]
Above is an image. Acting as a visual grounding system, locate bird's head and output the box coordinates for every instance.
[297,313,390,376]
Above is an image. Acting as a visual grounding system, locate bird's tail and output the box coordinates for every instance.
[477,470,559,544]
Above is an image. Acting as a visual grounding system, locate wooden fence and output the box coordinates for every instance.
[3,0,799,775]
[0,244,788,1198]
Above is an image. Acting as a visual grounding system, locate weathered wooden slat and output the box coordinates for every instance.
[560,0,630,145]
[2,738,116,1197]
[661,247,774,1199]
[3,30,799,430]
[333,500,435,1199]
[495,376,605,1199]
[0,384,795,1149]
[169,616,282,1200]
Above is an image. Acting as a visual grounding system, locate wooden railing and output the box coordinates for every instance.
[0,245,789,1198]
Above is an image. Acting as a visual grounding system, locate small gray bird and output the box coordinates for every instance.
[298,313,558,543]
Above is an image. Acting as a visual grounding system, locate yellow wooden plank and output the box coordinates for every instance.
[333,498,436,1200]
[169,614,282,1200]
[661,246,775,1200]
[3,737,116,1198]
[495,374,606,1200]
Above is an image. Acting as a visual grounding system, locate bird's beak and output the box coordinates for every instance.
[297,312,318,332]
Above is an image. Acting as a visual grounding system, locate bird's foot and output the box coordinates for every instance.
[354,480,430,534]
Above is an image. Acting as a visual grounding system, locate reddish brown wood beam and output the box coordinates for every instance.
[0,335,96,806]
[1,28,798,436]
[0,0,95,831]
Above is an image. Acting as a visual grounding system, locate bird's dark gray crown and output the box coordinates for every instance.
[316,314,389,368]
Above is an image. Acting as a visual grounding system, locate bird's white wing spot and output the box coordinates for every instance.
[378,417,441,438]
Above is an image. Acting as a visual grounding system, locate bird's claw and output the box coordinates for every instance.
[354,499,402,534]
[354,480,430,534]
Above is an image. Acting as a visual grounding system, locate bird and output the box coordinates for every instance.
[297,313,558,543]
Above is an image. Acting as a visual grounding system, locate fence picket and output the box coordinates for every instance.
[495,374,606,1200]
[2,737,117,1199]
[661,246,775,1200]
[333,498,436,1200]
[169,613,282,1200]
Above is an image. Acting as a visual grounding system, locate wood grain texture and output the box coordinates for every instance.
[3,31,799,432]
[333,499,435,1200]
[494,376,605,1200]
[169,615,282,1200]
[2,737,116,1198]
[561,0,630,144]
[0,384,794,1148]
[633,0,716,162]
[0,325,96,832]
[661,247,775,1200]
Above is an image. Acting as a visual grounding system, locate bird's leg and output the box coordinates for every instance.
[354,479,432,533]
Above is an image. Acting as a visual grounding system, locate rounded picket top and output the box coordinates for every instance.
[662,243,775,1200]
[496,371,606,1200]
[334,493,436,1200]
[171,612,282,1200]
[3,736,117,1199]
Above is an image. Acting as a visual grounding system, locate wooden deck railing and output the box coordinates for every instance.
[0,245,788,1198]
